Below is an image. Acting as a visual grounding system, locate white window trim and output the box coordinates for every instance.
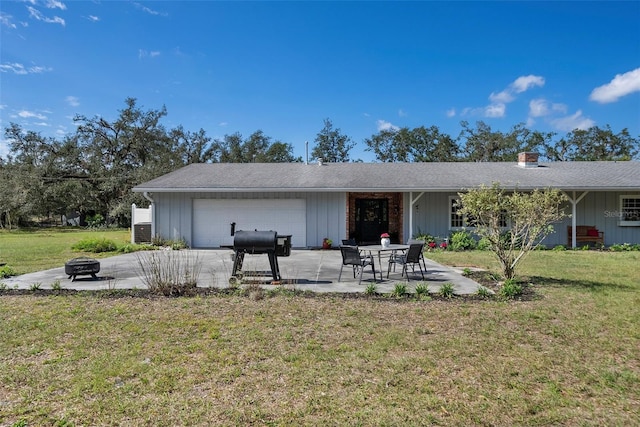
[618,195,640,226]
[448,196,510,231]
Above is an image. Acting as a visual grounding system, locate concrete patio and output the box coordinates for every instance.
[2,249,483,295]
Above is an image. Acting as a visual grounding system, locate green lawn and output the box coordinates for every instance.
[1,231,639,426]
[0,228,131,275]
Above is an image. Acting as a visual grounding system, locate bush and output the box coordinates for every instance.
[152,236,189,250]
[85,213,105,228]
[476,286,492,298]
[476,237,491,250]
[414,282,429,298]
[610,243,640,252]
[0,265,17,278]
[72,237,118,253]
[499,278,523,300]
[136,250,201,296]
[365,283,377,295]
[391,283,407,298]
[438,283,455,298]
[449,230,477,251]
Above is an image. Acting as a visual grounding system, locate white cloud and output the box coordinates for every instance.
[18,110,47,120]
[550,110,595,132]
[218,122,228,127]
[0,62,52,74]
[446,108,456,118]
[139,49,161,59]
[44,0,66,10]
[489,90,514,104]
[398,109,407,117]
[589,67,640,103]
[484,103,506,118]
[27,6,65,26]
[511,75,545,93]
[87,15,100,22]
[529,98,549,118]
[472,74,546,119]
[66,96,80,107]
[376,119,399,132]
[0,12,17,29]
[133,2,167,16]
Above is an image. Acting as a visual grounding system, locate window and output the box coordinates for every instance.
[618,195,640,226]
[449,197,508,229]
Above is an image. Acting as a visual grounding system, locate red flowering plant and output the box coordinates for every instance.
[380,233,390,238]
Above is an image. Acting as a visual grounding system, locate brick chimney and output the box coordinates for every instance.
[518,152,539,168]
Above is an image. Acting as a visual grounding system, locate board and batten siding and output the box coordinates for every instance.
[152,191,347,248]
[408,190,640,247]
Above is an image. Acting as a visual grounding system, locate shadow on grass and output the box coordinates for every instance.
[524,275,635,292]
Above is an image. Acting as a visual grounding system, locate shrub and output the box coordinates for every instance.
[610,243,640,252]
[152,236,189,250]
[30,282,42,291]
[449,230,477,251]
[391,282,408,298]
[0,265,17,278]
[72,237,118,253]
[414,282,429,297]
[51,280,63,291]
[461,267,472,277]
[476,286,492,298]
[136,250,201,296]
[499,278,523,300]
[365,283,377,295]
[85,213,105,228]
[552,245,567,251]
[118,243,147,254]
[438,283,455,298]
[476,237,491,250]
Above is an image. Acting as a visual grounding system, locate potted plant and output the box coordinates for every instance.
[322,238,333,249]
[380,233,391,248]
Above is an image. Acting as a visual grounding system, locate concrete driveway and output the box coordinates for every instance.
[2,249,483,295]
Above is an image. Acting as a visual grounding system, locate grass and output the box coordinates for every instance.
[1,231,639,425]
[0,228,131,275]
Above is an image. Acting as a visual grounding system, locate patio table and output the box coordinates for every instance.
[359,244,409,281]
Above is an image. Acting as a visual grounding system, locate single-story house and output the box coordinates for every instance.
[132,153,640,249]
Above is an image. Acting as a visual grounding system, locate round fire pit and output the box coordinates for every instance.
[65,257,100,281]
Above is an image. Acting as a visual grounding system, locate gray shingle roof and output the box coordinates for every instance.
[133,161,640,193]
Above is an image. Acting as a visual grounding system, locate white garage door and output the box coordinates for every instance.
[192,199,307,248]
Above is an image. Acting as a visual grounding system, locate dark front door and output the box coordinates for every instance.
[355,199,389,244]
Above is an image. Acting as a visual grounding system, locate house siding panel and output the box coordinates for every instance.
[152,191,345,248]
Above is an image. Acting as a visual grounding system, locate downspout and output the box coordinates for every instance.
[143,191,155,240]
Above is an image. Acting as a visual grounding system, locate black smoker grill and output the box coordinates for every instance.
[230,230,291,284]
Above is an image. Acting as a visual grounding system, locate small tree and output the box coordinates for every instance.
[457,183,568,280]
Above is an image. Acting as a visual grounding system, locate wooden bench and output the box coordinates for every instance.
[568,225,604,247]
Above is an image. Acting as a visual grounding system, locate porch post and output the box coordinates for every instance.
[563,190,588,249]
[409,191,424,241]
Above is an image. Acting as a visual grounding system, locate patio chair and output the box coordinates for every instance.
[342,238,357,246]
[387,242,425,281]
[338,245,376,285]
[407,239,428,271]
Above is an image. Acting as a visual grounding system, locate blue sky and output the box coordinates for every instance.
[1,1,639,162]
